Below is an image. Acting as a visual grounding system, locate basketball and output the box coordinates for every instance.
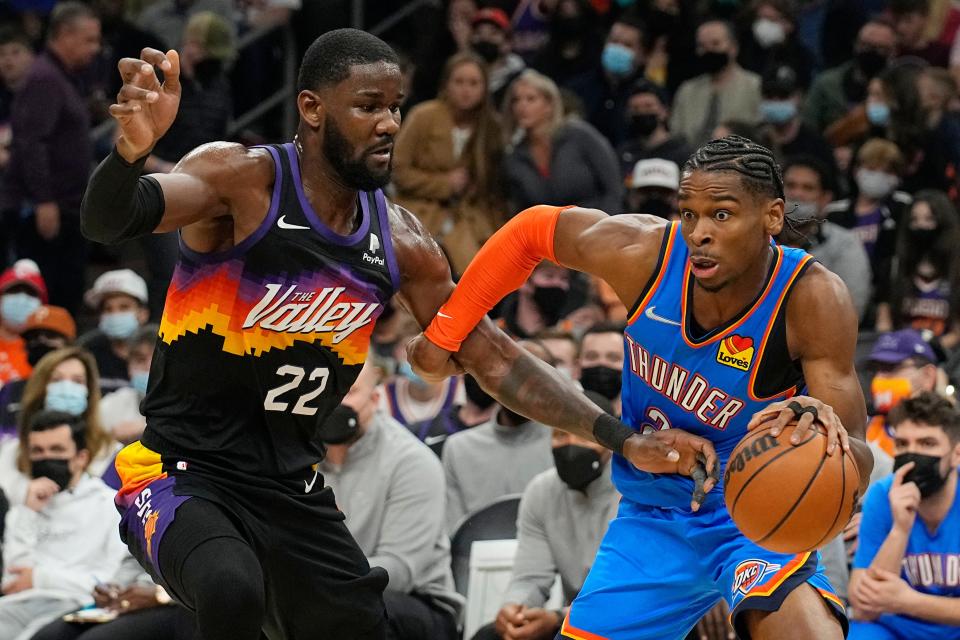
[723,422,861,554]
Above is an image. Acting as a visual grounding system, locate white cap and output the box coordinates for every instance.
[84,269,148,308]
[631,158,680,190]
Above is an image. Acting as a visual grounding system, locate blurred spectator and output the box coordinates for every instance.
[711,119,765,144]
[442,340,556,531]
[508,0,553,62]
[409,373,499,457]
[536,329,579,381]
[736,0,815,89]
[804,18,896,134]
[470,411,620,640]
[890,0,951,68]
[577,324,623,415]
[79,269,150,396]
[627,158,679,220]
[917,68,960,186]
[531,0,604,88]
[502,70,623,214]
[321,361,463,640]
[776,156,872,320]
[669,20,761,147]
[0,27,34,173]
[496,261,573,339]
[392,52,506,276]
[617,80,692,180]
[469,8,525,108]
[849,392,960,638]
[758,65,835,170]
[7,2,100,315]
[0,410,125,640]
[566,9,647,146]
[135,0,235,52]
[879,191,960,347]
[0,259,47,386]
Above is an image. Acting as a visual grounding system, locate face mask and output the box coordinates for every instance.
[856,49,888,79]
[893,452,949,498]
[463,374,496,409]
[319,404,360,444]
[398,360,428,388]
[627,113,659,139]
[871,376,912,415]
[44,380,89,415]
[26,340,57,367]
[1,292,40,329]
[636,196,675,219]
[910,228,938,251]
[472,40,500,64]
[856,168,898,200]
[99,310,140,340]
[601,43,636,77]
[752,18,786,48]
[553,444,604,491]
[130,370,149,395]
[786,200,818,221]
[760,99,797,125]
[866,102,890,127]
[579,365,622,400]
[697,51,729,75]
[31,457,72,491]
[531,285,567,325]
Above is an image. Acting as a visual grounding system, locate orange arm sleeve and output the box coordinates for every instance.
[424,204,568,352]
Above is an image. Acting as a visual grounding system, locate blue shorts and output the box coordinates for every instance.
[559,499,847,640]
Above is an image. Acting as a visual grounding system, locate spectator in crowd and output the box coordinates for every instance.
[878,191,960,348]
[669,20,761,147]
[0,410,125,640]
[392,52,505,276]
[917,67,960,179]
[90,0,166,98]
[135,0,235,52]
[0,27,33,172]
[0,305,76,442]
[442,340,556,532]
[566,9,647,146]
[890,0,951,68]
[6,2,100,314]
[408,0,476,108]
[508,0,552,62]
[0,259,47,386]
[758,65,835,170]
[471,394,620,640]
[776,156,872,320]
[536,329,579,382]
[495,261,574,339]
[804,18,897,135]
[78,269,150,396]
[577,324,623,415]
[0,346,112,506]
[469,8,525,108]
[409,373,499,457]
[616,80,692,179]
[501,69,623,214]
[736,0,814,89]
[530,0,604,88]
[849,392,960,638]
[321,361,463,640]
[627,158,679,220]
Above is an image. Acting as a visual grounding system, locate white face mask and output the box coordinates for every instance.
[752,18,786,48]
[855,168,898,200]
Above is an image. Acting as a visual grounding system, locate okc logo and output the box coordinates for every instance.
[717,335,754,371]
[732,559,781,595]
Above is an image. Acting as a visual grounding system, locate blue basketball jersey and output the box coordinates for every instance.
[617,222,814,511]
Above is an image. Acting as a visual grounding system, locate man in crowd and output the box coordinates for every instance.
[496,262,575,339]
[409,373,499,457]
[577,324,624,415]
[758,66,834,170]
[617,80,692,179]
[469,8,525,109]
[0,259,47,386]
[627,158,680,221]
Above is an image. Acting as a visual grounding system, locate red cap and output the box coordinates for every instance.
[0,259,48,303]
[472,7,511,32]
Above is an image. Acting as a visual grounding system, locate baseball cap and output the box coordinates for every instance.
[22,305,76,340]
[762,65,799,98]
[185,11,235,62]
[84,269,149,309]
[868,329,936,365]
[631,158,680,190]
[472,7,511,32]
[0,259,48,303]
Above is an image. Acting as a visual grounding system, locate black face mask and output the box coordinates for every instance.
[627,113,659,139]
[26,340,57,367]
[697,51,729,75]
[463,374,496,409]
[31,457,72,491]
[498,406,529,427]
[636,196,675,220]
[894,452,950,498]
[531,285,567,325]
[319,405,360,445]
[910,228,938,252]
[193,58,223,86]
[579,365,622,400]
[856,49,888,79]
[472,40,501,64]
[553,444,604,491]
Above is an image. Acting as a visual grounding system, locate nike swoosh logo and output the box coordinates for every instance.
[437,311,453,319]
[424,434,447,446]
[278,215,311,230]
[645,306,681,326]
[303,469,318,493]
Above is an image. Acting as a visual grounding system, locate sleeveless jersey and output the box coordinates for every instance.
[617,222,813,511]
[140,143,399,476]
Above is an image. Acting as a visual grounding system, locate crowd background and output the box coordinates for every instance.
[0,0,958,639]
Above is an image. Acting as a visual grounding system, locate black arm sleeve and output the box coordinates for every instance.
[80,148,166,245]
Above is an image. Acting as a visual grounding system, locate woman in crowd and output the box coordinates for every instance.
[736,0,814,89]
[392,52,506,276]
[501,69,623,215]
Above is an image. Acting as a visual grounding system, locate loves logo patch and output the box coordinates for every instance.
[732,559,781,596]
[717,335,755,371]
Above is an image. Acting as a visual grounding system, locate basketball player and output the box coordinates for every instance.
[409,137,876,639]
[80,30,717,640]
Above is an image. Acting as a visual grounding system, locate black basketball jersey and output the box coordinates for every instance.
[141,143,399,476]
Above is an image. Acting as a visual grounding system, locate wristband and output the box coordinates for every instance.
[593,413,635,454]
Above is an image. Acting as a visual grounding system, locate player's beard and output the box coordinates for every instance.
[322,117,392,191]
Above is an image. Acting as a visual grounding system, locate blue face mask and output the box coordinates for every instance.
[45,380,89,415]
[760,99,797,125]
[130,370,149,395]
[866,102,890,126]
[398,360,428,388]
[99,311,140,340]
[1,293,40,329]
[601,43,636,77]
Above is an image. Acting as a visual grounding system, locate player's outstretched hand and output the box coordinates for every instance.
[746,395,849,456]
[406,333,465,382]
[623,429,718,511]
[111,48,181,163]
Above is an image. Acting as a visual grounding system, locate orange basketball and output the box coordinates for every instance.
[723,422,860,554]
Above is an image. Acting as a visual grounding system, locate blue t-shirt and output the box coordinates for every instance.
[852,473,960,639]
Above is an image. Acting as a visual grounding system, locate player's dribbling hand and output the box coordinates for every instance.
[889,462,921,534]
[746,395,849,456]
[111,48,181,163]
[623,429,719,511]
